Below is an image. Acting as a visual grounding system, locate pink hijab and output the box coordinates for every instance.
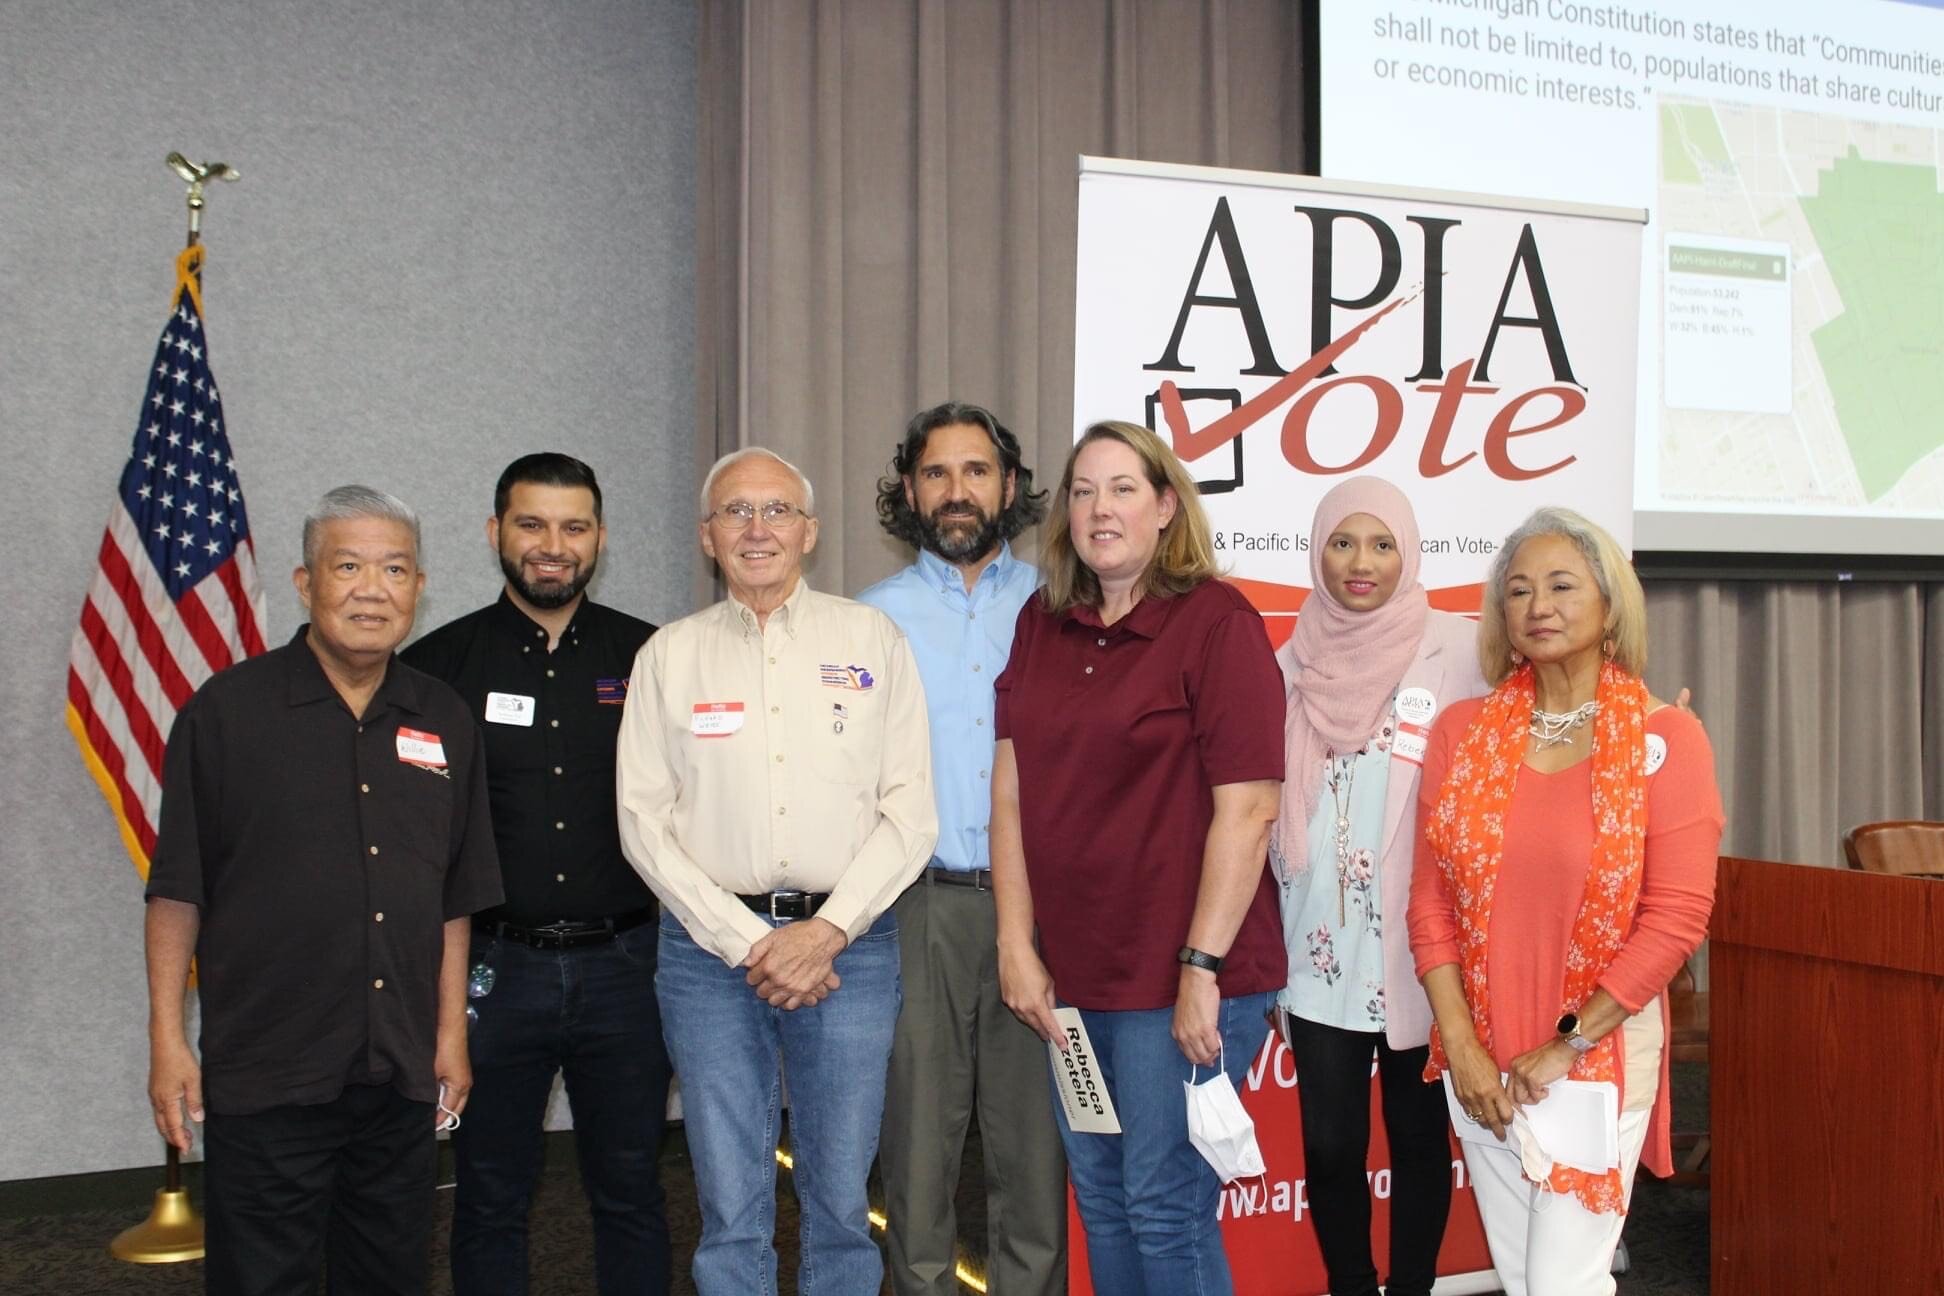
[1271,476,1429,879]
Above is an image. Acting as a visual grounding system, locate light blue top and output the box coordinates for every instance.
[1278,738,1394,1032]
[857,542,1039,874]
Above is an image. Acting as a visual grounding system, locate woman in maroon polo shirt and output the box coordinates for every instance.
[991,419,1287,1296]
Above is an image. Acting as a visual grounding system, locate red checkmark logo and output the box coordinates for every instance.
[1157,289,1418,463]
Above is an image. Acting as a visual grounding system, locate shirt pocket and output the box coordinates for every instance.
[791,687,884,787]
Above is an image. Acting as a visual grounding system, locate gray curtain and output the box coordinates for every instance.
[1646,578,1944,868]
[696,0,1309,602]
[695,0,1944,875]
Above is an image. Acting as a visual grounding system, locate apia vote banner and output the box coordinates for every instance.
[1073,155,1644,646]
[1068,158,1646,1295]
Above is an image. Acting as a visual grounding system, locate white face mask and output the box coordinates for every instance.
[1510,1109,1551,1182]
[1185,1045,1266,1183]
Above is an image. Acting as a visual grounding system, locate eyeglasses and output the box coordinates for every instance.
[708,500,810,529]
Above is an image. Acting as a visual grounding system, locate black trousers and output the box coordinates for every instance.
[203,1083,436,1296]
[1284,1013,1453,1296]
[451,924,672,1295]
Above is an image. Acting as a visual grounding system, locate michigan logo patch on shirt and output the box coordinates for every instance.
[819,664,875,691]
[595,678,629,705]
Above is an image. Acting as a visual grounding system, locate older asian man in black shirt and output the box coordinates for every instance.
[402,453,670,1296]
[146,484,502,1296]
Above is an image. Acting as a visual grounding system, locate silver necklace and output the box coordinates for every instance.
[1529,699,1599,747]
[1327,751,1357,925]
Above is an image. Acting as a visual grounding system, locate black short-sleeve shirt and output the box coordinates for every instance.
[401,593,657,925]
[146,627,503,1116]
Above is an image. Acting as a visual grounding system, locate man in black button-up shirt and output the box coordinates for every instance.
[146,485,503,1296]
[403,454,670,1296]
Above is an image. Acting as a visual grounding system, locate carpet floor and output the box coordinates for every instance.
[0,1063,1708,1294]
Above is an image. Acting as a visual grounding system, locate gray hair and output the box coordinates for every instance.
[301,484,423,570]
[1477,505,1647,685]
[697,447,817,519]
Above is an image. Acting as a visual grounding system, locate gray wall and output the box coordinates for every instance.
[0,0,697,1181]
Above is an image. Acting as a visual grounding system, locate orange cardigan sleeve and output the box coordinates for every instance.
[1597,707,1725,1012]
[1406,698,1483,978]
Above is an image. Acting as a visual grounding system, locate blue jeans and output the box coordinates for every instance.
[656,910,902,1296]
[450,922,673,1295]
[1052,991,1276,1296]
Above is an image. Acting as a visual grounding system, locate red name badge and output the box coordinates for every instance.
[396,726,448,768]
[1391,721,1430,767]
[691,702,745,738]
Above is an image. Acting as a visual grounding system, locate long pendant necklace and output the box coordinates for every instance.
[1328,751,1357,926]
[1530,699,1599,747]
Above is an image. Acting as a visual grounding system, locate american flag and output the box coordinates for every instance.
[65,245,268,875]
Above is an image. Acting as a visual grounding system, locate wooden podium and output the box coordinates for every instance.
[1709,856,1944,1294]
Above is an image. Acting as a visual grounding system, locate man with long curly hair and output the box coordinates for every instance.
[859,401,1067,1296]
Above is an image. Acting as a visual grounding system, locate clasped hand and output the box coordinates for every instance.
[743,917,845,1009]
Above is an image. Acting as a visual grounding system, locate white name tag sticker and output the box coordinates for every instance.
[485,692,535,727]
[691,702,746,737]
[1391,720,1430,767]
[396,727,448,768]
[1049,1008,1122,1134]
[1395,687,1437,726]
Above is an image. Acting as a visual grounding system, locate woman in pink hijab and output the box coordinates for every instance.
[1269,477,1486,1296]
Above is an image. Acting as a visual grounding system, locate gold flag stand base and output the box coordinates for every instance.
[108,1146,204,1264]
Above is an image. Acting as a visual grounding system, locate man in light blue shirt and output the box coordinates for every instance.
[859,401,1066,1296]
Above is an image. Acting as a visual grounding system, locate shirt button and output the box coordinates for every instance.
[971,663,981,672]
[546,669,555,678]
[554,821,565,831]
[556,873,566,882]
[1097,637,1107,646]
[357,724,364,734]
[1084,666,1094,675]
[550,719,559,728]
[771,706,780,715]
[979,769,988,779]
[523,646,531,654]
[775,754,785,763]
[975,718,984,727]
[360,783,370,793]
[778,806,787,816]
[553,766,563,775]
[768,656,777,665]
[373,979,385,990]
[368,845,379,856]
[374,912,385,922]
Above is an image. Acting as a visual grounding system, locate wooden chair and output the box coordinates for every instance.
[1842,821,1944,877]
[1664,960,1710,1185]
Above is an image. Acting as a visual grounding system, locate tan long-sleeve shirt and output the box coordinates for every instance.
[617,578,937,966]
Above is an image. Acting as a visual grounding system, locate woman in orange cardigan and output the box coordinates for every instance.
[1406,507,1722,1296]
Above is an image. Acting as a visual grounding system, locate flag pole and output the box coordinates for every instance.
[106,151,242,1268]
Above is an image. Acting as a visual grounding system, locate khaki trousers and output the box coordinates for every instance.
[879,877,1068,1296]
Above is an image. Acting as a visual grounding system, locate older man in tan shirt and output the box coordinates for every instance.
[618,447,936,1296]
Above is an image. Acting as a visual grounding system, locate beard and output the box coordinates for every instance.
[917,501,1003,565]
[500,549,597,610]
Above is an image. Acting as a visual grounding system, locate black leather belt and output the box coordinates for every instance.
[738,889,830,921]
[475,907,656,950]
[923,865,992,891]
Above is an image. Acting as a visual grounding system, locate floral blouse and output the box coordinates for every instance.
[1276,720,1395,1032]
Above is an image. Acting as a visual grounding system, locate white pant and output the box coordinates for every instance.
[1463,1106,1653,1296]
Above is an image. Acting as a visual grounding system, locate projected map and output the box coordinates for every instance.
[1658,98,1944,512]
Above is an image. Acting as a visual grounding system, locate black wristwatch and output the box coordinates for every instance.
[1177,946,1224,974]
[1556,1010,1595,1053]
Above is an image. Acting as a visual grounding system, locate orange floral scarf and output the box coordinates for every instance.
[1423,660,1649,1214]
